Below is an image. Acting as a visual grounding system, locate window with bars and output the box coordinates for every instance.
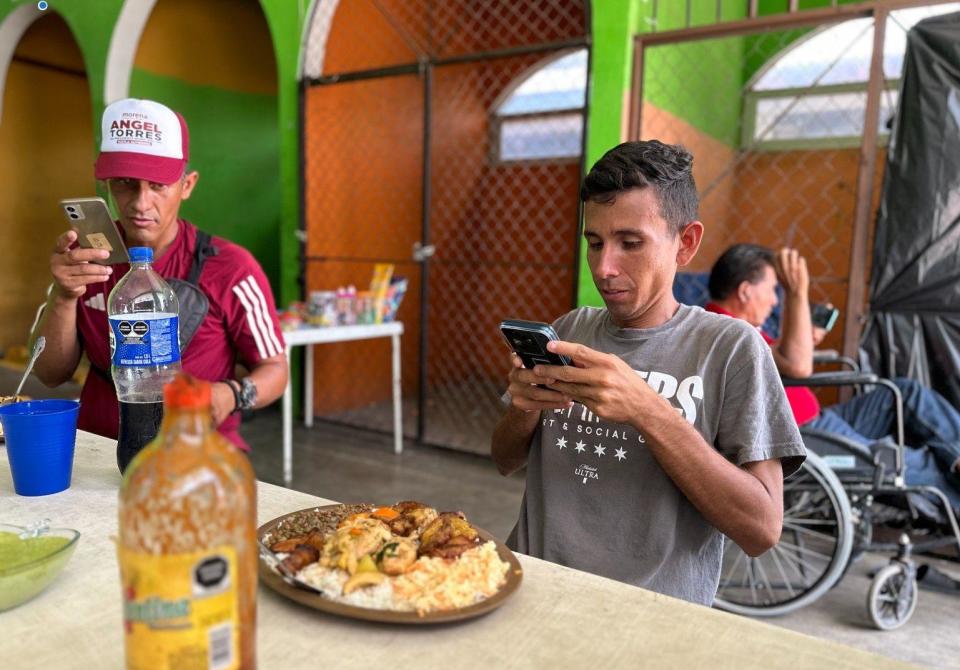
[492,48,587,163]
[743,4,960,150]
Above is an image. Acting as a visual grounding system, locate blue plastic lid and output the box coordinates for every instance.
[128,247,153,263]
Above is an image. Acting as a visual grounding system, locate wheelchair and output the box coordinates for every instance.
[713,352,960,630]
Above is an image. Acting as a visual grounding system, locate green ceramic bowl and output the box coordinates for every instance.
[0,523,80,611]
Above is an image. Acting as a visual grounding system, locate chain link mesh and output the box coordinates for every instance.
[303,0,587,453]
[638,22,893,359]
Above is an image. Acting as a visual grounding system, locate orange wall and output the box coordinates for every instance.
[305,2,581,416]
[135,0,275,95]
[641,101,888,394]
[305,0,424,414]
[427,57,579,389]
[640,102,738,273]
[727,147,886,360]
[0,14,93,352]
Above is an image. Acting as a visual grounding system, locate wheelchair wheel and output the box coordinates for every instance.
[715,451,854,617]
[867,563,918,630]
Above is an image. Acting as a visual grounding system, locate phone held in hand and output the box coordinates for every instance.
[59,197,129,265]
[499,319,571,369]
[810,303,840,332]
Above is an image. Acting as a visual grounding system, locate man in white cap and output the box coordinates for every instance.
[33,98,288,456]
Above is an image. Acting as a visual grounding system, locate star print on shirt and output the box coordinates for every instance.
[556,436,568,450]
[594,443,606,457]
[614,447,627,461]
[575,441,586,453]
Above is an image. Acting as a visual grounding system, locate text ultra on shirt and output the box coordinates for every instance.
[506,305,806,605]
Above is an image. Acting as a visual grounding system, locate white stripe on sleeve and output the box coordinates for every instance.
[245,275,284,355]
[239,276,280,357]
[232,283,268,359]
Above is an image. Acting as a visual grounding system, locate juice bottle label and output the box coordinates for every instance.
[109,312,181,366]
[119,545,239,670]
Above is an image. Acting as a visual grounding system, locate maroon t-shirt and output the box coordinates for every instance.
[75,219,285,450]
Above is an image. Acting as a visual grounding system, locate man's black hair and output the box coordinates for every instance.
[708,243,775,301]
[580,140,699,234]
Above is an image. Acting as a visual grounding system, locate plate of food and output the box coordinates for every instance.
[257,502,523,624]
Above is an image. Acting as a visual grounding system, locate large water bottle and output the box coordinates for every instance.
[107,246,182,472]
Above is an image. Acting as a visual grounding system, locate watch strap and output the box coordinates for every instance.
[222,379,242,414]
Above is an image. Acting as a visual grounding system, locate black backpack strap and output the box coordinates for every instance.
[186,231,218,286]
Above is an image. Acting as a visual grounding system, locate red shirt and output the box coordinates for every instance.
[705,302,820,426]
[75,219,285,450]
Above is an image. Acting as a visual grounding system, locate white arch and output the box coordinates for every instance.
[491,47,587,114]
[0,3,66,125]
[300,0,340,80]
[104,0,157,104]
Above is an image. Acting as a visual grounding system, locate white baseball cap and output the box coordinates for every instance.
[94,98,190,185]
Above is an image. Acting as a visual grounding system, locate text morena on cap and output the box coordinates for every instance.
[94,98,190,186]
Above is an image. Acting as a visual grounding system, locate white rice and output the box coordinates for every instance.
[298,562,408,610]
[289,542,509,614]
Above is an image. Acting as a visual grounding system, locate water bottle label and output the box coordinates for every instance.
[109,313,181,366]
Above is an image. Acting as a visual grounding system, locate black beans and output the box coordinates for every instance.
[268,504,373,543]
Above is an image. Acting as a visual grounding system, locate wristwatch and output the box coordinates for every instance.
[237,377,258,411]
[224,378,257,413]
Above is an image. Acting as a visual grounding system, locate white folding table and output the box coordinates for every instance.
[281,322,404,486]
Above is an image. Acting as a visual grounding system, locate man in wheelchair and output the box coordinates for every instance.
[705,243,960,516]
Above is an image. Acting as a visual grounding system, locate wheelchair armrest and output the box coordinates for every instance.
[812,349,840,363]
[783,373,906,477]
[782,371,878,387]
[812,349,860,372]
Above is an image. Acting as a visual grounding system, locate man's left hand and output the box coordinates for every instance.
[211,382,237,426]
[534,340,658,426]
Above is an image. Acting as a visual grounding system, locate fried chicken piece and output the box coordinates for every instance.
[421,534,478,559]
[388,501,438,537]
[270,531,325,554]
[280,543,320,574]
[393,500,428,513]
[418,512,479,558]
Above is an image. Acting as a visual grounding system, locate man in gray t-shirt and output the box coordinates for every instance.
[492,141,805,606]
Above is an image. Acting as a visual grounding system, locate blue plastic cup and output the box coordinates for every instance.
[0,400,80,496]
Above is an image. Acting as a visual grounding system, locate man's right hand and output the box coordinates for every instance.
[774,247,809,299]
[506,353,573,413]
[50,230,113,300]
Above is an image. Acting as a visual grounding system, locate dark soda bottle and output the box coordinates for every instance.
[107,246,181,472]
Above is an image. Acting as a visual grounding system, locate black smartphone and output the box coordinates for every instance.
[499,319,571,369]
[811,303,839,331]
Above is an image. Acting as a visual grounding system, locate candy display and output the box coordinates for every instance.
[280,265,406,331]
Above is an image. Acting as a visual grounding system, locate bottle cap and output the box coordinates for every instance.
[128,247,154,263]
[164,373,212,410]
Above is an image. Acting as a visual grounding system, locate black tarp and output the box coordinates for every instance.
[861,11,960,409]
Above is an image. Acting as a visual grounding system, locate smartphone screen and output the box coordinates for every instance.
[810,304,839,331]
[60,197,129,265]
[500,319,570,369]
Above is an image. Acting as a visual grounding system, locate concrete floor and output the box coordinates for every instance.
[243,408,960,670]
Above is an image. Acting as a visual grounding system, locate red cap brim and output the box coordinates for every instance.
[94,151,186,185]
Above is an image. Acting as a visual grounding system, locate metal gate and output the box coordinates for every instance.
[301,0,590,454]
[629,0,959,362]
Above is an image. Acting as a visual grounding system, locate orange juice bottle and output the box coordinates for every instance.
[118,374,257,669]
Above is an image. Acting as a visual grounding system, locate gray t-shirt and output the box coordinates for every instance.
[506,304,806,605]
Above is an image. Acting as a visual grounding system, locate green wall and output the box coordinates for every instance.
[642,1,747,148]
[128,69,282,287]
[0,0,308,307]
